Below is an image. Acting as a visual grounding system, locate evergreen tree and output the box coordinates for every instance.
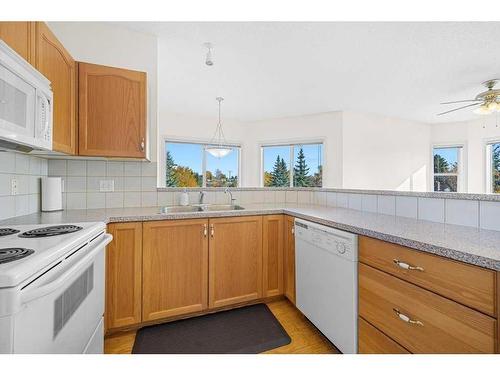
[165,151,178,187]
[434,154,448,173]
[270,156,289,187]
[294,147,310,187]
[493,144,500,193]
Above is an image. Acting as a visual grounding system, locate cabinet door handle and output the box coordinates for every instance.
[210,224,214,238]
[393,259,424,272]
[140,138,145,151]
[203,224,208,237]
[291,226,295,235]
[393,308,424,326]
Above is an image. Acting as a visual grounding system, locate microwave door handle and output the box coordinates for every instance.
[38,93,50,134]
[20,234,112,304]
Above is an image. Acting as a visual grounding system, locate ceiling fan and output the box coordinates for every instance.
[438,79,500,116]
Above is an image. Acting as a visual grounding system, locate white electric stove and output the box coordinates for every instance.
[0,222,112,354]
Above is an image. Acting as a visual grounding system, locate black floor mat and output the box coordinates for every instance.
[132,304,291,354]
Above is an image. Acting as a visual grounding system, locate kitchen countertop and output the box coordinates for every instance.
[2,203,500,271]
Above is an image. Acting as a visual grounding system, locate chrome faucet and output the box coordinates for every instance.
[224,187,236,205]
[199,191,205,204]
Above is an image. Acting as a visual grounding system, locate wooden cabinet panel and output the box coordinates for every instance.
[142,219,209,321]
[105,222,142,330]
[0,22,35,63]
[283,215,296,304]
[263,215,284,297]
[358,317,410,354]
[209,216,263,308]
[78,62,146,158]
[359,236,496,316]
[34,22,77,154]
[359,263,496,353]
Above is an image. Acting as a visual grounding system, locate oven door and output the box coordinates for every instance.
[0,63,37,147]
[13,234,112,354]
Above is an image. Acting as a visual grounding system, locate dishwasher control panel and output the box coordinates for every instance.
[294,218,358,261]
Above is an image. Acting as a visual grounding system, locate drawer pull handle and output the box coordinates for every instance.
[393,259,424,272]
[210,224,214,238]
[203,224,208,237]
[393,308,424,326]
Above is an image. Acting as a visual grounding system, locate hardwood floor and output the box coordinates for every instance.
[104,299,339,354]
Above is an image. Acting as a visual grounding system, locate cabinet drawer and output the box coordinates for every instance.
[359,263,496,353]
[358,317,410,354]
[359,236,496,316]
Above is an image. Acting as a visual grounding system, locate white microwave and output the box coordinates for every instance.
[0,40,53,152]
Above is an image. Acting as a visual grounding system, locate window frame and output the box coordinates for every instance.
[431,143,465,193]
[160,136,242,188]
[260,139,325,188]
[485,138,500,194]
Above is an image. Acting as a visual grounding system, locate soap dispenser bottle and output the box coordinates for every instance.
[179,188,189,206]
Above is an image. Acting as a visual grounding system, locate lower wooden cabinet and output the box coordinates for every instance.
[208,216,263,308]
[263,215,284,297]
[359,263,496,353]
[359,236,496,316]
[142,219,209,322]
[283,215,296,304]
[358,317,410,354]
[105,222,142,330]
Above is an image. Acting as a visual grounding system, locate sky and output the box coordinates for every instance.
[166,142,239,176]
[433,146,459,166]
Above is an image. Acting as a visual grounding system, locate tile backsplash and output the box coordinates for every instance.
[49,160,160,210]
[0,158,487,234]
[0,152,48,220]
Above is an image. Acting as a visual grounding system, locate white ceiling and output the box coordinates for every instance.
[119,22,500,123]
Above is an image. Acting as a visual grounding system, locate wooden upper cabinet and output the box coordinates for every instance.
[283,216,296,304]
[208,216,263,308]
[105,222,143,330]
[263,215,284,297]
[78,62,147,158]
[0,22,35,63]
[34,22,77,154]
[142,219,209,322]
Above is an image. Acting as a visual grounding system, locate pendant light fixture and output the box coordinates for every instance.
[206,97,233,158]
[203,42,214,66]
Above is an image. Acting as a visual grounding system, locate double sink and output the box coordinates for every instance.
[159,204,245,214]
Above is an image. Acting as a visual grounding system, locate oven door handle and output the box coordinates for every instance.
[20,234,112,304]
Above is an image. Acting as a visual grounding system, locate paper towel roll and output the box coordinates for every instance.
[41,177,63,212]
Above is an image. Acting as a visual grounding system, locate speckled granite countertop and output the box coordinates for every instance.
[2,203,500,271]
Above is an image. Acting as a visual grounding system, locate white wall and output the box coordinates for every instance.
[47,22,159,161]
[431,116,500,193]
[342,111,431,191]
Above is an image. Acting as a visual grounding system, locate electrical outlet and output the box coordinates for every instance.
[99,180,115,192]
[11,178,18,195]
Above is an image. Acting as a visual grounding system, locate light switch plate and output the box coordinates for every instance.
[11,178,18,195]
[99,180,115,192]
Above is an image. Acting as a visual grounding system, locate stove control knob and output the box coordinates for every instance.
[337,243,346,254]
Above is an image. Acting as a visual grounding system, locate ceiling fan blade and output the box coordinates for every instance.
[437,102,481,116]
[440,99,481,105]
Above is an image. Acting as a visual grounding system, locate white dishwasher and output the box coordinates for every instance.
[295,218,358,354]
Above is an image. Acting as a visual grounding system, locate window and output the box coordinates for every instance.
[262,143,323,187]
[164,141,240,188]
[432,146,463,192]
[486,141,500,193]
